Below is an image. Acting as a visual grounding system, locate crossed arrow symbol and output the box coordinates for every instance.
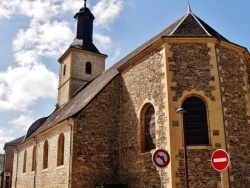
[156,153,167,164]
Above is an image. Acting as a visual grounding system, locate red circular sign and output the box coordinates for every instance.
[211,149,230,171]
[152,149,170,168]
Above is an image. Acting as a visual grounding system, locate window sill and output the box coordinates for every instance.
[42,168,48,172]
[140,149,156,155]
[186,145,213,150]
[56,165,64,169]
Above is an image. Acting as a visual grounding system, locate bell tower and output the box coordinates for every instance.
[57,0,107,107]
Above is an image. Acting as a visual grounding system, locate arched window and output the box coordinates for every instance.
[63,64,66,76]
[85,62,92,74]
[43,140,49,169]
[182,96,209,145]
[142,104,156,152]
[57,133,64,166]
[32,146,36,171]
[23,150,27,173]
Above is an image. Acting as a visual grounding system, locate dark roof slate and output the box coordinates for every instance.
[170,12,228,41]
[23,117,48,141]
[171,13,210,36]
[70,39,101,54]
[115,12,228,70]
[24,10,230,142]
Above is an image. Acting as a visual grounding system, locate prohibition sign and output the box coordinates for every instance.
[152,149,170,168]
[211,149,230,171]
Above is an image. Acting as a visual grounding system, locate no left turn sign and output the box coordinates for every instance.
[152,149,170,168]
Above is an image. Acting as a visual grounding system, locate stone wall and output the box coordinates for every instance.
[168,42,221,187]
[12,124,71,188]
[58,50,106,107]
[169,43,215,101]
[217,45,250,187]
[119,47,166,187]
[71,51,105,82]
[71,47,167,188]
[71,76,121,188]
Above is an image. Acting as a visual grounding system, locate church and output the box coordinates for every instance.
[8,1,250,188]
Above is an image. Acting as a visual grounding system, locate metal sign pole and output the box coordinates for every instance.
[160,168,163,188]
[220,172,224,188]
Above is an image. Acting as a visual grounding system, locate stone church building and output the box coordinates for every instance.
[10,2,250,188]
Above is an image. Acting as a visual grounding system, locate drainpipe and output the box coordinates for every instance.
[215,40,231,187]
[14,147,19,188]
[67,119,73,188]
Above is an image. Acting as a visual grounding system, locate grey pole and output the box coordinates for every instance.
[176,107,189,188]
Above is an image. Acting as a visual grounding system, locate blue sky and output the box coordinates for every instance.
[0,0,250,153]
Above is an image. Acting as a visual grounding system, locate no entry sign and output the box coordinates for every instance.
[152,149,170,168]
[211,149,230,171]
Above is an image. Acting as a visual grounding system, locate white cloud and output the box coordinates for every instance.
[0,64,58,112]
[92,0,123,27]
[0,0,126,113]
[110,47,121,62]
[0,128,14,154]
[94,33,112,50]
[9,114,35,131]
[0,20,74,112]
[0,1,18,19]
[19,0,60,21]
[0,0,58,21]
[0,0,84,20]
[13,20,74,65]
[61,0,83,13]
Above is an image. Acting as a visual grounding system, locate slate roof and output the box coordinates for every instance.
[24,10,231,142]
[70,38,101,54]
[4,136,25,150]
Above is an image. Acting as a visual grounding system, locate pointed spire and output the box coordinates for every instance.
[188,0,192,13]
[84,0,87,7]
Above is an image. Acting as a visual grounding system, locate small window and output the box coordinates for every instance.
[85,62,92,74]
[23,150,27,173]
[63,64,66,76]
[182,96,209,145]
[142,104,156,152]
[57,133,64,166]
[43,140,49,169]
[32,146,36,171]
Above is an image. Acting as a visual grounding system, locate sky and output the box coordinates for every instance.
[0,0,250,153]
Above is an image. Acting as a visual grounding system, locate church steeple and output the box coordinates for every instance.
[70,0,100,53]
[57,0,107,107]
[74,0,94,42]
